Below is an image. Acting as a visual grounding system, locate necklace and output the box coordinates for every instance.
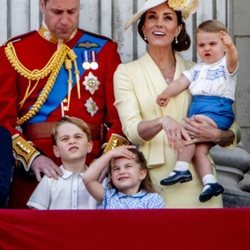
[158,61,176,84]
[165,77,170,84]
[148,50,176,84]
[161,68,175,84]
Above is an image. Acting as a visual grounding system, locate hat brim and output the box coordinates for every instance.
[125,0,167,30]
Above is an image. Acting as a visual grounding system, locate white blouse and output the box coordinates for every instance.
[183,56,238,100]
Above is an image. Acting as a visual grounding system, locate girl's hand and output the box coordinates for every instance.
[160,116,190,152]
[108,145,136,159]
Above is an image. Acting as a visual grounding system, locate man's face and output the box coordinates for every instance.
[40,0,80,41]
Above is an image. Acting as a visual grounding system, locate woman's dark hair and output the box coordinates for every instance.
[138,10,191,52]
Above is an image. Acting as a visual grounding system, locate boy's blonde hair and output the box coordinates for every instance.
[197,19,228,34]
[51,116,91,145]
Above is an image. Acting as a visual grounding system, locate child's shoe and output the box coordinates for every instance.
[199,183,224,202]
[160,170,192,186]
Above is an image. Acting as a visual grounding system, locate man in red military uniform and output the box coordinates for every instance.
[0,0,125,208]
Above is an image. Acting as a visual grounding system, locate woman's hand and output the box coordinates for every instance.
[160,116,190,152]
[183,116,221,145]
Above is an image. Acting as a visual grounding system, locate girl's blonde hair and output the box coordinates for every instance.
[51,116,91,145]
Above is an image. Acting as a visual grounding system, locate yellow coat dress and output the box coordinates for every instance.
[114,52,223,208]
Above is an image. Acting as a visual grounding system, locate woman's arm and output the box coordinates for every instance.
[138,116,191,152]
[217,130,235,146]
[137,117,162,141]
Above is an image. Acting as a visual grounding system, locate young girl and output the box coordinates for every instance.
[27,116,97,209]
[83,146,164,209]
[156,20,239,202]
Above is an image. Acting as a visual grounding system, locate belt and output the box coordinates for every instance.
[23,122,101,141]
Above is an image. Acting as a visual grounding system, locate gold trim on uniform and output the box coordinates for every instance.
[5,43,71,126]
[84,97,99,117]
[12,134,40,171]
[5,27,81,124]
[104,133,130,153]
[83,72,100,95]
[39,22,77,44]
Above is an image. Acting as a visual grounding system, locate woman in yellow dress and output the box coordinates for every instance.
[114,0,239,208]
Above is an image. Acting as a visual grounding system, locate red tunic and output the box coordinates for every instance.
[0,29,124,207]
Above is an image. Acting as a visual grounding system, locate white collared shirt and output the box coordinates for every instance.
[27,165,97,210]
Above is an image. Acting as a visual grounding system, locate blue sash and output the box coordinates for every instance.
[28,32,108,124]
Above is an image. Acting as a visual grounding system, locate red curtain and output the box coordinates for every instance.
[0,209,249,250]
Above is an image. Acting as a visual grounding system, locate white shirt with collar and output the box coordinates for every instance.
[27,165,97,210]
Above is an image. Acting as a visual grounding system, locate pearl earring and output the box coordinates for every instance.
[175,36,178,44]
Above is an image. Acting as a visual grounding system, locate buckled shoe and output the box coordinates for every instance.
[160,170,192,186]
[199,183,224,202]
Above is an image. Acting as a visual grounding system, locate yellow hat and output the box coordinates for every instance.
[125,0,200,30]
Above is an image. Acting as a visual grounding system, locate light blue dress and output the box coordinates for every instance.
[98,188,165,209]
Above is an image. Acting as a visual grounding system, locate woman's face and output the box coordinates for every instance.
[142,3,181,48]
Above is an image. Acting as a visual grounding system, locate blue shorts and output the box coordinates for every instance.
[188,95,234,130]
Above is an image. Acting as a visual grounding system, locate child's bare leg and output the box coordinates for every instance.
[193,143,224,202]
[160,144,195,186]
[193,143,213,179]
[192,114,217,127]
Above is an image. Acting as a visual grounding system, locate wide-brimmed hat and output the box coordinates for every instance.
[125,0,200,30]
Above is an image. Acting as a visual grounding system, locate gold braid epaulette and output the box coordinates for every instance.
[5,42,71,125]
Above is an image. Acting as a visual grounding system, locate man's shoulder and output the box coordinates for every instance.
[3,30,37,46]
[79,29,112,42]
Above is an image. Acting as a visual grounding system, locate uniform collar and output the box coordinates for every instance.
[38,21,77,44]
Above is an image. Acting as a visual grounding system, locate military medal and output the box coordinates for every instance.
[84,97,99,117]
[82,51,91,70]
[83,72,100,95]
[82,61,90,70]
[90,51,99,70]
